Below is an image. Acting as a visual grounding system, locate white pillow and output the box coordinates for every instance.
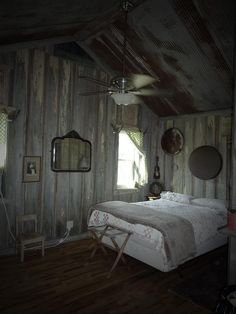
[190,198,226,210]
[160,191,194,204]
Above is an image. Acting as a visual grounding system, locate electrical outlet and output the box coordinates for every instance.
[66,220,73,230]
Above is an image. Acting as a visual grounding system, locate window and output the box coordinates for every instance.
[0,113,8,171]
[117,130,147,189]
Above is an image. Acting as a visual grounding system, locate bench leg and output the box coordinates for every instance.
[90,226,109,258]
[110,237,126,264]
[107,233,132,277]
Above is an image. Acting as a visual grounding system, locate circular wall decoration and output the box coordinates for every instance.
[161,128,184,155]
[149,182,163,196]
[189,145,222,180]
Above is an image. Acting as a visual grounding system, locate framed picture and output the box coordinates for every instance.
[23,156,41,182]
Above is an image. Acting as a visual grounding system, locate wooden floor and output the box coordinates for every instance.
[0,239,225,314]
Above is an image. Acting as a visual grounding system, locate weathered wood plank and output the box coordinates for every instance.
[24,50,45,228]
[192,117,206,197]
[157,119,165,190]
[80,66,100,231]
[54,58,71,237]
[104,85,117,201]
[172,119,185,193]
[41,54,59,237]
[6,50,28,220]
[216,117,228,200]
[164,120,174,191]
[205,115,216,198]
[183,117,194,195]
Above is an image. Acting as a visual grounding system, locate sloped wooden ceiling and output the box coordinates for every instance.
[0,0,234,116]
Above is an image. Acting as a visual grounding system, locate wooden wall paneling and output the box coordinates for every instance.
[157,119,165,189]
[224,116,232,205]
[12,49,28,230]
[23,50,44,228]
[147,110,159,186]
[232,95,236,207]
[205,115,216,198]
[192,117,206,197]
[141,106,158,197]
[0,52,18,249]
[145,111,153,182]
[172,119,185,193]
[159,113,231,200]
[94,92,107,203]
[42,54,59,237]
[80,67,100,231]
[216,116,228,200]
[0,63,10,107]
[163,120,174,191]
[183,117,194,195]
[68,63,84,235]
[72,64,93,232]
[104,95,117,201]
[67,62,75,229]
[54,58,71,237]
[67,61,77,234]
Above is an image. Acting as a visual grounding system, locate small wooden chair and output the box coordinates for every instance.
[16,214,45,262]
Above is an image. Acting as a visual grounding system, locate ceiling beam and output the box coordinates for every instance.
[0,36,75,52]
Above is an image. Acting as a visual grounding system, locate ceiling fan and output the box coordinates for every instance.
[78,1,163,105]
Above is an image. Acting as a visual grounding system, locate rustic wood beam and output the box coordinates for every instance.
[0,36,75,52]
[159,108,232,120]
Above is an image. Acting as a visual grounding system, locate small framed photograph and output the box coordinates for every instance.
[23,156,41,182]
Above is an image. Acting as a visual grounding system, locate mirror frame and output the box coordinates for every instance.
[51,130,92,172]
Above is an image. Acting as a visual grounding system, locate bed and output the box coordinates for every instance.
[87,192,227,272]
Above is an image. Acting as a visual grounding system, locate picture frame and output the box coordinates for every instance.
[23,156,41,182]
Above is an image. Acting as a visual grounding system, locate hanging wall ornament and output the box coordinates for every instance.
[161,128,184,155]
[153,156,160,179]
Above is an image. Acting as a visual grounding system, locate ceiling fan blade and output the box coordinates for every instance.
[78,76,110,88]
[78,90,109,96]
[130,74,159,89]
[133,88,173,97]
[132,88,159,96]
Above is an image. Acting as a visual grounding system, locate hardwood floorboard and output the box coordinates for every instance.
[0,239,225,313]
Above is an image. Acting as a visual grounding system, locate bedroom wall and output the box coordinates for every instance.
[156,112,232,200]
[231,48,236,209]
[0,49,159,250]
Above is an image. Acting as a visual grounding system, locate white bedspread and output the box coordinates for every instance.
[88,199,227,268]
[137,199,227,245]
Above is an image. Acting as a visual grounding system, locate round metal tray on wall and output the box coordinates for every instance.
[161,128,184,155]
[188,145,222,180]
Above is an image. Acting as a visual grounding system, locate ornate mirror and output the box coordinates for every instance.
[161,128,184,155]
[189,145,222,180]
[51,130,91,172]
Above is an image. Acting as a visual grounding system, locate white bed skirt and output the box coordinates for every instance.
[101,232,227,272]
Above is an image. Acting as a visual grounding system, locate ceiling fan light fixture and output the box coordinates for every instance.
[111,92,139,105]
